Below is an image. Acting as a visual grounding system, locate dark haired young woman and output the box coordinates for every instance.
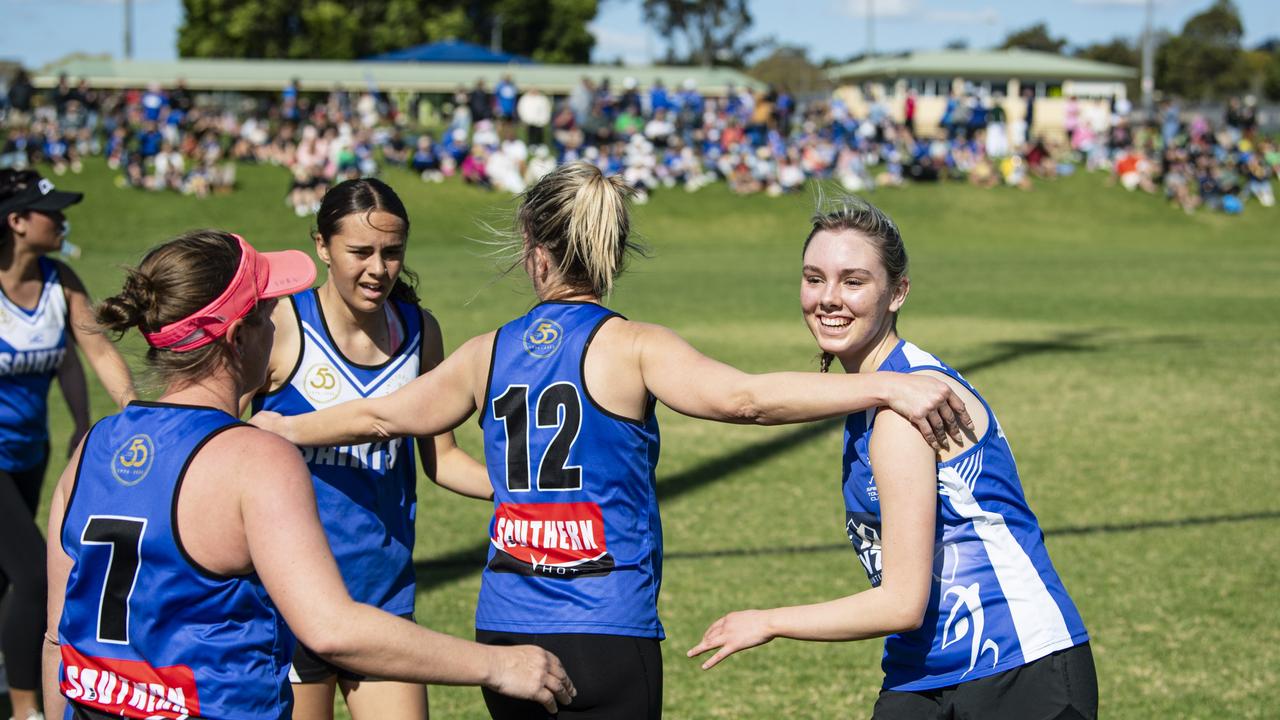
[0,168,134,720]
[688,198,1096,720]
[252,163,976,719]
[44,230,573,720]
[247,177,491,720]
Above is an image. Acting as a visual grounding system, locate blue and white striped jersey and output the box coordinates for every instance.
[843,339,1089,691]
[253,289,422,615]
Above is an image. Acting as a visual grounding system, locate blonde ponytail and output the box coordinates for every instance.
[515,162,644,299]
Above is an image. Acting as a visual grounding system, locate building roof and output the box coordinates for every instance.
[32,57,762,96]
[366,39,533,64]
[827,49,1137,82]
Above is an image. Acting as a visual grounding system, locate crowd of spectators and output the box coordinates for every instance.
[1,68,1275,217]
[1102,97,1276,214]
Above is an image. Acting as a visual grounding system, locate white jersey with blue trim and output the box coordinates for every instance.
[252,289,422,615]
[0,257,68,471]
[842,339,1088,691]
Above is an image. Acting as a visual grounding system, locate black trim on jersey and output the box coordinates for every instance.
[255,294,305,400]
[314,288,411,371]
[0,255,53,313]
[51,257,74,333]
[580,313,648,427]
[529,299,609,314]
[59,418,104,545]
[171,421,255,581]
[477,325,503,429]
[413,305,433,477]
[127,399,229,412]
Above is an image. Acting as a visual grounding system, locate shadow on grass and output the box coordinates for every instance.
[955,329,1202,377]
[662,509,1280,563]
[416,506,1280,581]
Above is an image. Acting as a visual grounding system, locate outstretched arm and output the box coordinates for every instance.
[238,429,572,711]
[687,410,938,669]
[635,323,971,449]
[58,263,135,408]
[251,333,489,448]
[56,342,90,455]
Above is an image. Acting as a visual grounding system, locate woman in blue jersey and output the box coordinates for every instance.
[42,230,574,720]
[249,178,491,720]
[0,168,134,720]
[251,162,975,719]
[687,197,1097,719]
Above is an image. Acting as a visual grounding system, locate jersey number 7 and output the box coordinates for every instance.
[81,515,147,645]
[492,382,583,492]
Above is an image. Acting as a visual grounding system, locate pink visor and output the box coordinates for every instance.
[142,234,316,352]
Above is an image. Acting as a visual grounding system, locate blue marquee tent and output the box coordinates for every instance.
[366,39,534,64]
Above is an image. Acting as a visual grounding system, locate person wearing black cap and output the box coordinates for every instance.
[0,168,134,720]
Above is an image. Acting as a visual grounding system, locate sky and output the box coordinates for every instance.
[1,0,1277,70]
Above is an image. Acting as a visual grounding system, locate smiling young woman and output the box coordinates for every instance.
[689,196,1097,720]
[245,178,493,720]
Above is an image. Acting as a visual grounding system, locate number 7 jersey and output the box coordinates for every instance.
[58,402,293,719]
[477,301,664,638]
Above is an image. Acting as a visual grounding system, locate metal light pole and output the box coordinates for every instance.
[124,0,134,59]
[1141,0,1155,112]
[491,13,504,53]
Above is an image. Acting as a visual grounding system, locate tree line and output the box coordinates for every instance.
[176,0,1279,100]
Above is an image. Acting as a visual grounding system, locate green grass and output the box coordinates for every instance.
[17,159,1279,718]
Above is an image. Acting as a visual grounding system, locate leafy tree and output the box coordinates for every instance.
[483,0,597,64]
[1266,49,1280,99]
[178,0,597,63]
[999,22,1067,54]
[1074,37,1137,68]
[944,38,970,51]
[641,0,772,67]
[748,46,830,94]
[1156,0,1245,99]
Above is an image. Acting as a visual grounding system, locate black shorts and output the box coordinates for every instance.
[289,612,416,683]
[873,642,1098,720]
[476,630,662,720]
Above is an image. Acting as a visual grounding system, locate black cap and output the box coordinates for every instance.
[0,177,84,217]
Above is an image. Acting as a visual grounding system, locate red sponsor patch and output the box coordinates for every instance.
[61,644,200,719]
[492,502,608,567]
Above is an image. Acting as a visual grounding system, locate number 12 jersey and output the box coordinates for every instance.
[477,301,664,638]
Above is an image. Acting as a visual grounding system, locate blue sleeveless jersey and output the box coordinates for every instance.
[252,289,421,615]
[476,302,663,638]
[59,402,293,719]
[0,257,68,471]
[843,340,1088,691]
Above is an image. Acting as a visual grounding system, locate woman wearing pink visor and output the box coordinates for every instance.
[43,230,574,720]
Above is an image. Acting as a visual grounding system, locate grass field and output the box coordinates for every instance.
[14,159,1279,718]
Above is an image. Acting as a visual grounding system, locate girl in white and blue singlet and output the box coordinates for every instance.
[688,198,1097,720]
[252,162,976,719]
[44,230,573,720]
[0,169,134,720]
[248,178,491,720]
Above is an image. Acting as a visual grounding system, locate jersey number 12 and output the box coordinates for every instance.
[492,382,583,492]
